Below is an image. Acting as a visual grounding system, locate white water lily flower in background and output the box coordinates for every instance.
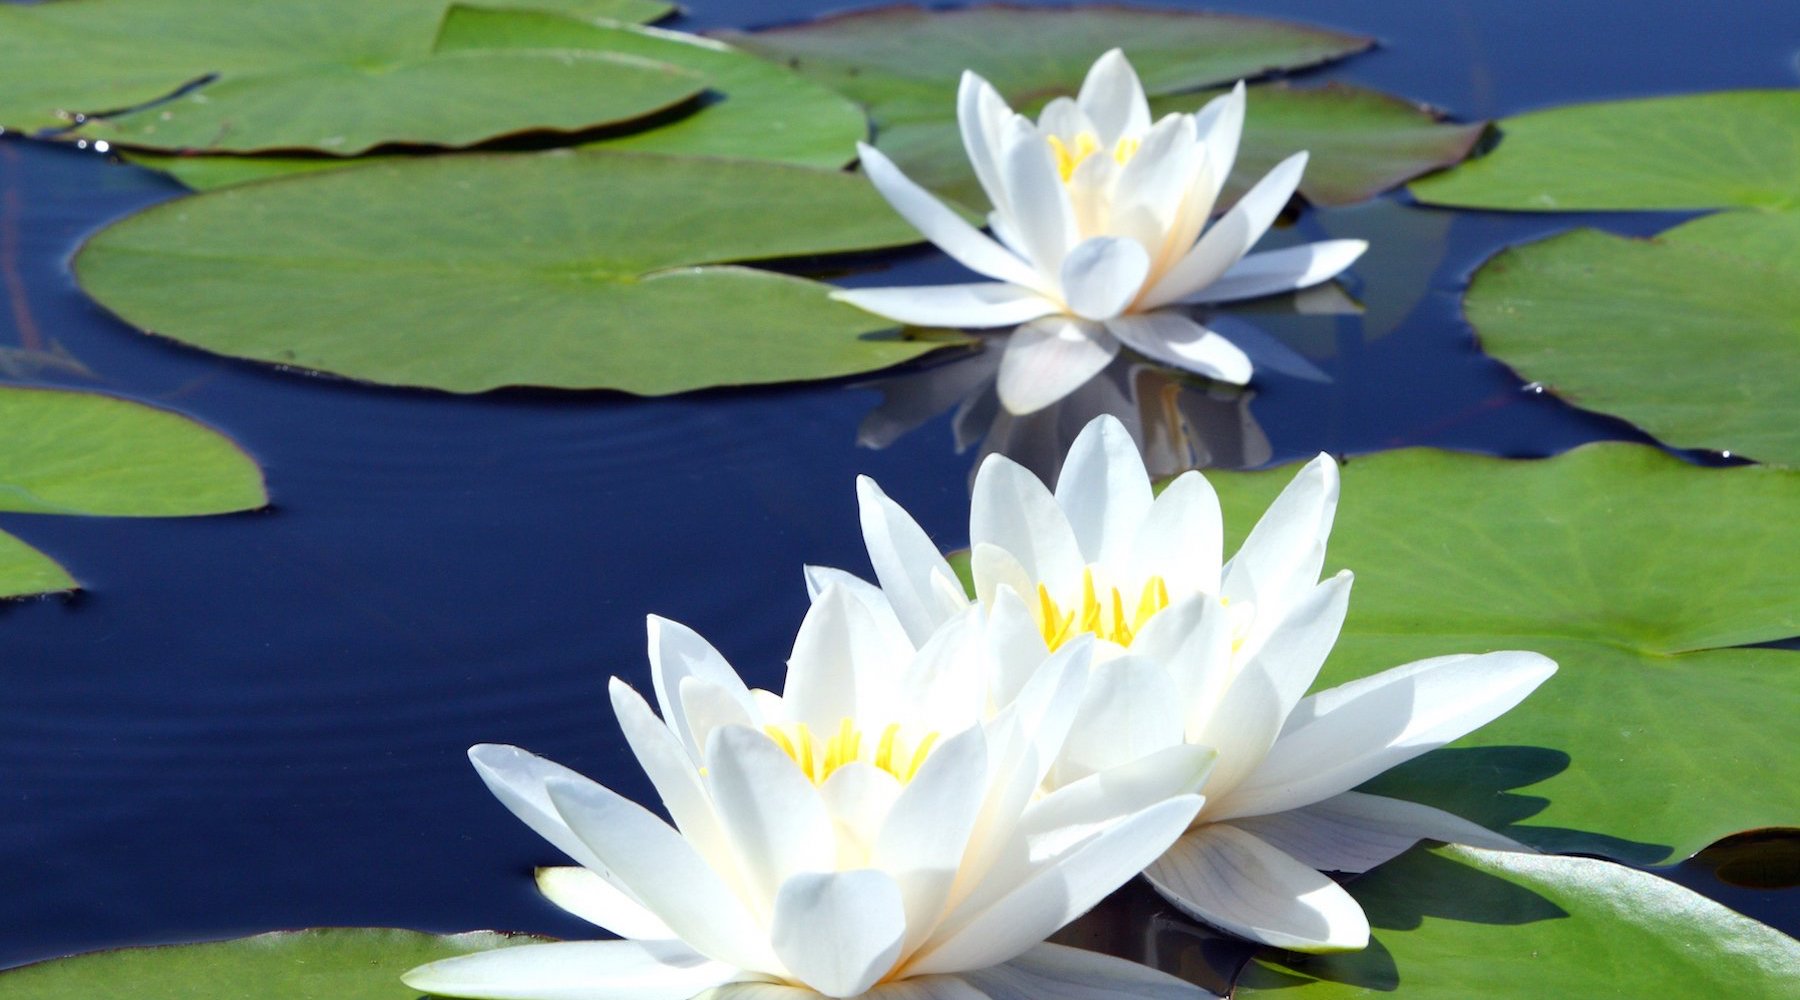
[832,49,1367,414]
[405,590,1220,1000]
[812,414,1557,953]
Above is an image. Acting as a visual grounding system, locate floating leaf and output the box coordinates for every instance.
[1465,210,1800,467]
[0,528,75,600]
[1410,90,1800,212]
[1207,444,1799,862]
[0,927,542,998]
[718,4,1385,209]
[1,0,687,151]
[1234,846,1800,998]
[76,150,949,395]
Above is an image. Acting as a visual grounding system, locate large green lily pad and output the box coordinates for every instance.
[1208,444,1799,862]
[0,385,267,598]
[2,0,686,152]
[1235,846,1800,998]
[0,928,542,998]
[1410,90,1800,212]
[75,150,948,395]
[1465,210,1800,467]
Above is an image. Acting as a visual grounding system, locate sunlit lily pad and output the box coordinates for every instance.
[0,927,542,998]
[1207,444,1799,862]
[1,0,687,152]
[1234,845,1800,997]
[1465,210,1800,467]
[75,150,948,395]
[0,385,268,598]
[1410,90,1800,211]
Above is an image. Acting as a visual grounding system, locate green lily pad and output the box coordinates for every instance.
[75,150,950,395]
[1410,90,1800,212]
[1465,210,1800,467]
[1234,845,1800,997]
[0,528,75,600]
[0,927,543,998]
[1,0,686,152]
[1207,444,1799,863]
[718,4,1392,210]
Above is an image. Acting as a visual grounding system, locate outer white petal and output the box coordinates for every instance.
[1236,571,1353,719]
[703,978,985,1000]
[534,867,684,939]
[1144,823,1370,952]
[1180,240,1368,305]
[801,565,912,653]
[1061,237,1152,320]
[999,115,1080,274]
[961,942,1223,1000]
[1076,48,1152,146]
[1231,790,1529,874]
[1053,414,1153,567]
[1220,452,1338,615]
[1212,651,1559,821]
[704,724,836,909]
[996,316,1120,415]
[856,141,1043,290]
[403,939,739,1000]
[1053,654,1186,783]
[1185,647,1288,801]
[770,869,908,997]
[648,615,757,764]
[856,475,969,646]
[959,71,1017,217]
[609,679,731,868]
[1104,312,1252,385]
[1128,469,1223,597]
[970,450,1084,589]
[874,725,990,953]
[832,283,1061,329]
[1188,82,1246,202]
[1140,151,1307,309]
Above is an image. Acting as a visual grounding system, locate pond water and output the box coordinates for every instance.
[1,0,1795,977]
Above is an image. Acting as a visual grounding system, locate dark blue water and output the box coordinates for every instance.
[1,0,1795,975]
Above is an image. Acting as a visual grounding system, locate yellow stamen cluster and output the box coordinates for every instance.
[1047,131,1142,182]
[764,718,940,785]
[1037,568,1170,650]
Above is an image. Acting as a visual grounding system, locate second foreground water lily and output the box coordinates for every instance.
[832,49,1367,413]
[405,592,1219,1000]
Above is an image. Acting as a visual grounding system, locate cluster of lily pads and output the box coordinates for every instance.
[0,0,1795,997]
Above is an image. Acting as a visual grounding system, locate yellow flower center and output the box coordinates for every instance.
[1037,567,1170,650]
[763,718,940,785]
[1047,131,1142,182]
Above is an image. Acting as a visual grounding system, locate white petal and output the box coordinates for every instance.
[996,315,1119,415]
[1143,823,1370,952]
[1188,82,1245,202]
[609,679,731,872]
[958,71,1017,216]
[403,939,737,1000]
[818,761,904,857]
[770,869,907,997]
[679,677,757,760]
[875,725,990,953]
[985,583,1051,707]
[970,449,1084,588]
[1104,312,1252,384]
[1185,647,1288,802]
[1122,592,1234,734]
[896,605,988,734]
[704,724,835,909]
[1231,790,1529,874]
[1220,452,1338,615]
[545,776,771,970]
[1036,96,1095,141]
[1053,655,1186,783]
[801,565,912,652]
[1060,237,1151,321]
[999,115,1079,273]
[1111,114,1200,241]
[1180,240,1368,305]
[962,942,1223,1000]
[857,141,1042,289]
[856,476,969,646]
[1076,49,1151,146]
[533,867,680,939]
[1054,414,1153,567]
[648,616,756,764]
[1027,743,1215,839]
[1128,469,1222,597]
[785,585,891,732]
[1235,571,1353,718]
[832,282,1061,329]
[704,978,984,1000]
[1213,651,1559,821]
[1140,150,1307,309]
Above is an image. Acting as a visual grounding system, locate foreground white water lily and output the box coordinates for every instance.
[405,591,1220,1000]
[832,49,1367,413]
[813,414,1556,952]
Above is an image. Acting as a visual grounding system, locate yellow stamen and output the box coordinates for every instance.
[1035,569,1172,649]
[1046,131,1143,182]
[765,719,941,785]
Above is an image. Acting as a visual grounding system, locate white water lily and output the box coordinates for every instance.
[405,590,1220,1000]
[813,414,1557,953]
[832,49,1367,414]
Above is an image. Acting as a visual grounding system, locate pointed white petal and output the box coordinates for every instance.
[1188,82,1245,201]
[1221,452,1338,615]
[1236,571,1353,717]
[770,869,907,997]
[1213,651,1559,821]
[704,724,835,908]
[1112,114,1200,239]
[857,475,968,646]
[1036,95,1095,140]
[609,679,730,869]
[858,141,1042,289]
[1060,237,1151,321]
[1181,240,1368,304]
[896,605,989,734]
[1076,48,1151,146]
[533,867,681,939]
[1141,150,1307,309]
[999,116,1079,273]
[1232,790,1530,874]
[403,939,737,1000]
[1105,313,1252,384]
[1066,153,1118,238]
[1129,469,1223,597]
[959,71,1017,216]
[833,282,1061,329]
[1122,592,1235,733]
[962,942,1223,1000]
[648,616,756,763]
[1028,743,1215,839]
[800,565,913,652]
[784,585,886,731]
[970,447,1084,588]
[1054,414,1153,567]
[970,544,1034,613]
[1144,823,1370,952]
[1054,655,1186,782]
[995,315,1119,415]
[985,583,1051,707]
[875,725,990,953]
[1185,648,1288,801]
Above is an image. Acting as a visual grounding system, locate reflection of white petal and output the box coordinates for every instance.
[1061,237,1151,320]
[995,316,1120,415]
[1054,412,1153,567]
[1141,151,1307,309]
[1181,240,1369,304]
[403,939,738,1000]
[1232,790,1529,874]
[770,869,908,997]
[857,141,1042,289]
[1144,823,1371,953]
[832,283,1060,329]
[1104,312,1251,385]
[965,941,1222,1000]
[1076,49,1152,147]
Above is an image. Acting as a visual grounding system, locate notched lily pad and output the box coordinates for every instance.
[75,150,954,395]
[1465,210,1800,467]
[0,927,544,998]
